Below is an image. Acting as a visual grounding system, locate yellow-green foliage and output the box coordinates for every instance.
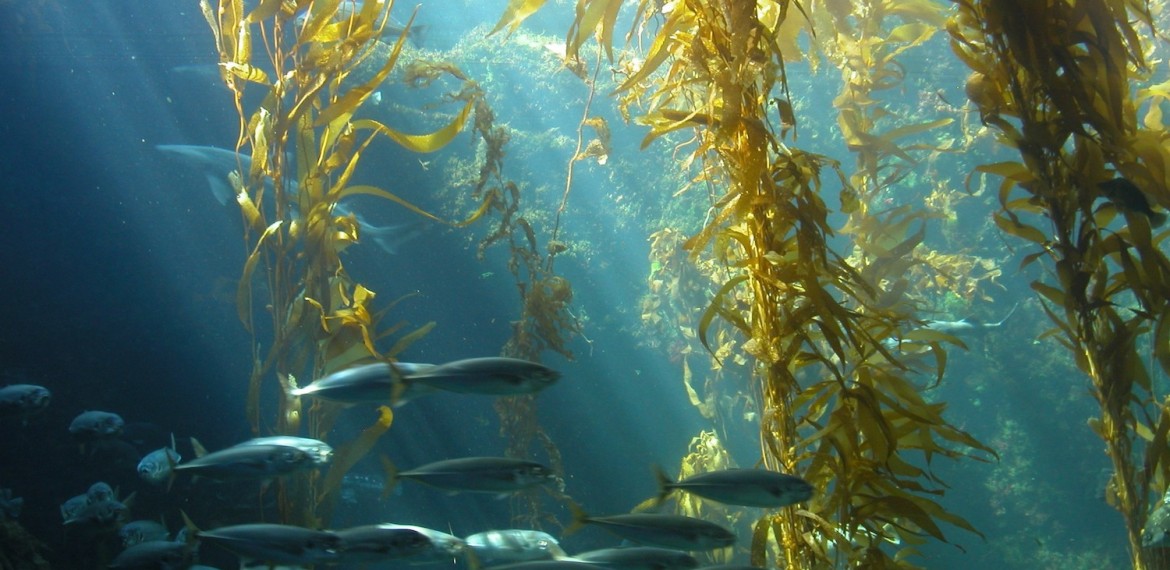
[948,1,1170,567]
[200,0,487,525]
[499,1,996,568]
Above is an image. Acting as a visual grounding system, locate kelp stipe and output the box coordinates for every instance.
[949,1,1170,567]
[199,0,488,525]
[495,0,995,567]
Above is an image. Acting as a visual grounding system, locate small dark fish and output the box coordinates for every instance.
[0,384,50,422]
[573,546,699,570]
[197,523,342,565]
[1098,177,1167,227]
[653,466,813,509]
[567,503,736,551]
[401,357,560,396]
[291,362,437,405]
[120,520,170,547]
[69,410,124,440]
[389,456,558,494]
[174,442,317,479]
[335,523,444,563]
[138,435,182,486]
[64,498,129,529]
[108,540,191,570]
[465,529,565,564]
[59,494,88,521]
[1143,490,1170,548]
[87,482,116,503]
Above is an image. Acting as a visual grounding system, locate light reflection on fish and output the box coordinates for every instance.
[290,361,438,405]
[173,439,324,480]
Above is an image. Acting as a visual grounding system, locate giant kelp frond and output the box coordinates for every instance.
[200,0,487,525]
[949,0,1170,567]
[494,1,993,568]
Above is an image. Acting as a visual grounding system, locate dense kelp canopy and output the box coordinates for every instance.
[194,0,1170,567]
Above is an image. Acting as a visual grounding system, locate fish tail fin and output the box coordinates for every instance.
[363,221,425,255]
[564,500,589,536]
[409,24,428,47]
[379,453,400,500]
[179,510,201,543]
[652,464,674,508]
[165,450,179,492]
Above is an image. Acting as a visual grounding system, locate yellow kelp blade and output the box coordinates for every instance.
[350,97,474,154]
[490,0,547,36]
[315,5,416,136]
[297,0,343,44]
[567,0,622,61]
[237,221,284,331]
[244,0,282,24]
[219,62,270,85]
[318,405,394,507]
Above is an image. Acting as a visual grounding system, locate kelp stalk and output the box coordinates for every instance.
[949,0,1170,566]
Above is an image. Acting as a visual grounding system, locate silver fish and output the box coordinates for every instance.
[567,503,736,551]
[69,410,124,440]
[653,466,813,508]
[290,362,437,405]
[197,523,342,565]
[0,384,50,422]
[137,435,182,486]
[334,523,435,562]
[108,540,191,570]
[573,547,699,570]
[391,456,558,494]
[465,529,566,564]
[120,519,170,547]
[174,442,317,479]
[236,436,333,466]
[373,524,466,564]
[401,357,560,396]
[920,303,1018,336]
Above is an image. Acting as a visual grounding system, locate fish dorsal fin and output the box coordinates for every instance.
[190,437,208,458]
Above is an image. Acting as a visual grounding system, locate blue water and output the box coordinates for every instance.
[0,0,1138,568]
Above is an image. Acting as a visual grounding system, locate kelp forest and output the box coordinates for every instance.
[194,0,1170,568]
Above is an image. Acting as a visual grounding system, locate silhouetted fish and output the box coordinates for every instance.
[1098,177,1167,227]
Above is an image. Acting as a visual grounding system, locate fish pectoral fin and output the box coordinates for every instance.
[204,173,233,206]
